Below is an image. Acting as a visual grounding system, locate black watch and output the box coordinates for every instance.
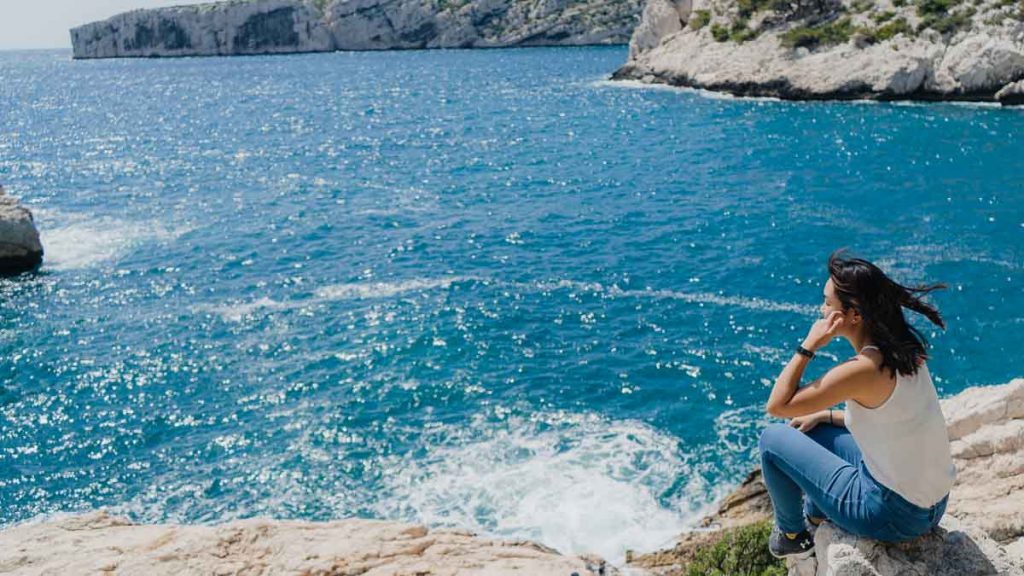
[796,345,816,359]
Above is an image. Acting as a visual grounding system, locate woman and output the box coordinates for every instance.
[758,248,956,559]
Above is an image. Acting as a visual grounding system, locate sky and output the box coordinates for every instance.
[0,1,203,50]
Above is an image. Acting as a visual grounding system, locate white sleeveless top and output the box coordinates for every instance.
[844,347,956,508]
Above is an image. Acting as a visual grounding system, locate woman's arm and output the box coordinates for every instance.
[830,407,846,427]
[766,311,872,419]
[789,408,846,431]
[766,348,814,415]
[767,359,870,418]
[818,407,846,427]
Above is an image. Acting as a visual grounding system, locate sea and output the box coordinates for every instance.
[0,46,1021,565]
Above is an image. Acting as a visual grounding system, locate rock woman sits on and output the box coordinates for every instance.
[759,247,955,559]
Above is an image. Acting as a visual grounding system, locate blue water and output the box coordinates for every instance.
[0,46,1021,563]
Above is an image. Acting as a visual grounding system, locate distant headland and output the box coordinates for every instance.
[70,0,643,59]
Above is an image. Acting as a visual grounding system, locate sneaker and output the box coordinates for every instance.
[805,515,824,538]
[768,524,815,559]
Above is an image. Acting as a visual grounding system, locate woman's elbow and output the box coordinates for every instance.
[765,403,788,418]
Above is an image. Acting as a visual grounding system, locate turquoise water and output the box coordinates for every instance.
[0,46,1021,563]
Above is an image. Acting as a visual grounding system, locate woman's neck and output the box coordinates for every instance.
[848,334,876,354]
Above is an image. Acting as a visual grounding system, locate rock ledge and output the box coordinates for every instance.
[631,378,1024,575]
[0,510,613,575]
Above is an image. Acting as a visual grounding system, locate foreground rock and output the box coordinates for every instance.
[789,515,1022,576]
[630,378,1024,575]
[71,0,643,59]
[612,0,1024,104]
[0,511,613,576]
[0,185,43,275]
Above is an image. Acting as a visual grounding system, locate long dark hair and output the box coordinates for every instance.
[827,248,947,378]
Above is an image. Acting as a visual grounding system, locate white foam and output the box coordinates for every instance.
[315,277,475,300]
[207,275,811,322]
[205,297,290,322]
[591,78,785,103]
[375,410,704,565]
[48,405,768,570]
[202,276,479,322]
[36,211,189,270]
[534,278,815,315]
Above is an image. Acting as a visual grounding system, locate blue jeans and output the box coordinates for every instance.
[758,422,948,542]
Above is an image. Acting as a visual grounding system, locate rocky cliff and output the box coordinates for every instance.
[70,0,643,58]
[0,512,613,575]
[612,0,1024,103]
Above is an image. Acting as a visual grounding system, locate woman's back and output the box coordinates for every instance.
[844,359,956,508]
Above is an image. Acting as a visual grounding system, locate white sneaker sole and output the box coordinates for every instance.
[769,547,815,560]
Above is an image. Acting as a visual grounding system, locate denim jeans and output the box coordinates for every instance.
[758,422,948,542]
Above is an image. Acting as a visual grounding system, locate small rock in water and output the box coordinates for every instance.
[0,185,43,275]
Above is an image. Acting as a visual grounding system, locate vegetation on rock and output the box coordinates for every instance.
[681,520,787,576]
[915,0,977,34]
[780,16,854,47]
[695,0,984,50]
[691,9,713,29]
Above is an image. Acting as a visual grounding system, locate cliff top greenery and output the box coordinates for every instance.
[697,0,1021,49]
[680,520,787,576]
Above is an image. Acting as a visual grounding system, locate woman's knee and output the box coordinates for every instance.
[759,422,793,453]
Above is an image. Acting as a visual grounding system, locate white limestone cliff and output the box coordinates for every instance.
[613,0,1024,103]
[70,0,644,59]
[71,0,334,58]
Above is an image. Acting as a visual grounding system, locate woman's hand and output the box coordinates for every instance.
[788,411,826,433]
[803,311,845,352]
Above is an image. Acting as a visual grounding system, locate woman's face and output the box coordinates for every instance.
[820,277,845,321]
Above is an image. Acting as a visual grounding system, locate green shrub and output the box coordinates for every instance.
[735,0,791,17]
[859,16,912,42]
[916,0,958,16]
[684,520,788,576]
[780,17,854,48]
[872,9,897,22]
[691,9,713,29]
[916,7,973,34]
[711,22,731,41]
[729,18,762,41]
[875,16,912,39]
[851,0,875,12]
[912,0,977,35]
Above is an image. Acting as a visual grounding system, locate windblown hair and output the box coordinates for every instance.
[827,248,947,378]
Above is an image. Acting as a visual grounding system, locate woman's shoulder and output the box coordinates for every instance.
[836,354,898,409]
[825,355,886,390]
